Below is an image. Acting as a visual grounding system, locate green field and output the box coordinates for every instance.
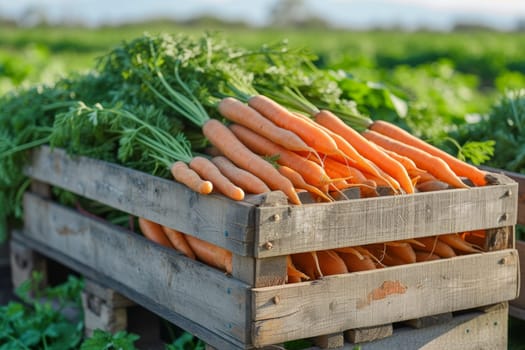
[3,23,525,139]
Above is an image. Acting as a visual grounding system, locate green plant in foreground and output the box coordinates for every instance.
[80,330,139,350]
[0,272,84,350]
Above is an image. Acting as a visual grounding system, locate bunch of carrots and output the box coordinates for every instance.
[116,41,489,205]
[163,90,488,205]
[138,215,486,283]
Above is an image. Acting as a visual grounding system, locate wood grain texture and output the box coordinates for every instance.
[345,324,393,344]
[255,173,518,257]
[251,251,518,347]
[22,193,251,347]
[25,146,256,256]
[305,303,508,350]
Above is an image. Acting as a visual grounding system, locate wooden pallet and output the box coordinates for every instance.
[305,303,509,350]
[15,146,520,349]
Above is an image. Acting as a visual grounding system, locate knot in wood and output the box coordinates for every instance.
[87,294,103,316]
[503,190,512,197]
[273,295,280,304]
[498,257,510,265]
[498,213,508,223]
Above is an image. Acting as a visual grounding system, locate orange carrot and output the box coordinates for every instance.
[138,217,174,249]
[202,119,301,205]
[295,112,394,182]
[363,130,469,189]
[248,95,341,156]
[314,110,414,194]
[278,165,333,202]
[369,120,488,186]
[316,250,349,276]
[378,146,427,177]
[161,226,196,259]
[184,234,233,274]
[336,247,377,272]
[364,244,408,266]
[218,97,315,153]
[462,230,486,248]
[287,255,310,283]
[291,252,323,280]
[415,171,438,184]
[229,123,332,188]
[170,161,213,194]
[210,156,270,194]
[412,236,457,258]
[438,233,483,254]
[384,241,417,264]
[189,156,245,201]
[415,251,441,262]
[416,179,450,192]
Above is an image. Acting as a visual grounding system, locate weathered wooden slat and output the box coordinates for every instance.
[22,193,251,348]
[251,250,518,347]
[345,324,393,344]
[25,146,255,256]
[13,234,246,350]
[255,173,517,257]
[305,303,508,350]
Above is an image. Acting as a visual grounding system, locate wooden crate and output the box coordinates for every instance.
[16,146,520,349]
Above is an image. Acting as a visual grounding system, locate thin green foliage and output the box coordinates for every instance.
[0,272,84,350]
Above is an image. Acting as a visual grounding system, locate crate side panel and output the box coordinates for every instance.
[23,193,250,345]
[25,147,255,256]
[256,176,517,257]
[252,250,518,347]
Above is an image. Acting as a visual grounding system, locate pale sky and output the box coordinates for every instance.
[1,0,524,30]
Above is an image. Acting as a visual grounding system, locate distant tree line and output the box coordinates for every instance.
[0,0,523,32]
